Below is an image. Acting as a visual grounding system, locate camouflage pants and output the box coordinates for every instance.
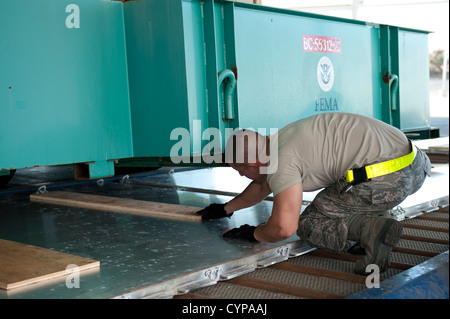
[297,147,431,253]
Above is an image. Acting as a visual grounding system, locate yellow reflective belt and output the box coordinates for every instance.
[346,145,417,183]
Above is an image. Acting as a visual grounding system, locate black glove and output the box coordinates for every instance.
[196,203,233,220]
[223,224,257,242]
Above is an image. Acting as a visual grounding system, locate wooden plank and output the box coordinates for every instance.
[309,250,363,263]
[0,239,99,290]
[227,276,345,299]
[389,262,412,271]
[401,234,449,245]
[415,215,449,222]
[270,262,367,284]
[428,143,449,151]
[30,191,202,222]
[401,223,449,233]
[392,246,440,258]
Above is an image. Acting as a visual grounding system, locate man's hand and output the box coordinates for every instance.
[223,224,257,242]
[196,203,233,220]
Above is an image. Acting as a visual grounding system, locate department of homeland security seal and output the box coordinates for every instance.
[317,56,334,92]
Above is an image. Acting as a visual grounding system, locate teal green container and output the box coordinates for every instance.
[0,0,133,178]
[0,0,434,178]
[122,0,434,165]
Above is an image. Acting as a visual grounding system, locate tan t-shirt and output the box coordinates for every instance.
[267,112,410,194]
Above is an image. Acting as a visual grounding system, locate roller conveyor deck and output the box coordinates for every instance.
[174,207,449,299]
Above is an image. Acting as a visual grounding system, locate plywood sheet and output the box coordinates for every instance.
[413,137,449,154]
[429,144,449,151]
[30,191,202,222]
[0,239,99,290]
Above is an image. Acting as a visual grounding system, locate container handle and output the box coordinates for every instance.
[218,69,236,121]
[389,74,399,111]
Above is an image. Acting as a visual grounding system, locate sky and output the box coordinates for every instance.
[261,0,449,52]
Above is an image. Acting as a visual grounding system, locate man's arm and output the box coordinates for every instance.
[224,180,272,215]
[253,183,303,243]
[197,180,271,220]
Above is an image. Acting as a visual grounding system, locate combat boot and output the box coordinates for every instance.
[347,215,403,275]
